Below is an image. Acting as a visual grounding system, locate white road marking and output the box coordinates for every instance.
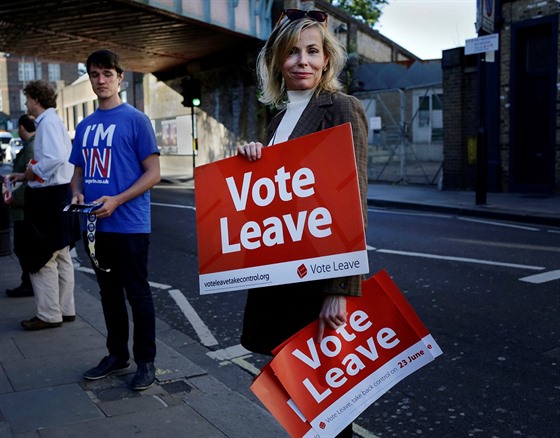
[368,208,452,219]
[519,270,560,284]
[207,344,252,361]
[375,249,545,270]
[151,202,195,210]
[231,355,262,376]
[149,281,172,289]
[206,347,262,376]
[458,217,540,231]
[446,239,560,253]
[76,265,171,289]
[76,266,95,274]
[353,423,381,438]
[168,289,218,347]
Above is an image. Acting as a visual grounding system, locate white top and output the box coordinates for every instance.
[269,89,314,146]
[29,108,74,187]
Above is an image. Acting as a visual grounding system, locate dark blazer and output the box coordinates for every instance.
[267,91,369,296]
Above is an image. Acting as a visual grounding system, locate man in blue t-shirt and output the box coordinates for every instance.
[70,49,161,391]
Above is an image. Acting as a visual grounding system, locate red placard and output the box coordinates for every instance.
[195,124,368,294]
[251,270,443,437]
[250,363,319,438]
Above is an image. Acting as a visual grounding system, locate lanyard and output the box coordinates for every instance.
[86,214,111,272]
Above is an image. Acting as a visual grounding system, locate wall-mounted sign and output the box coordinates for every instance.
[465,33,499,55]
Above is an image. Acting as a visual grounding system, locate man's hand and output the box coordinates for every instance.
[8,172,25,183]
[89,195,120,219]
[71,192,85,205]
[23,166,35,181]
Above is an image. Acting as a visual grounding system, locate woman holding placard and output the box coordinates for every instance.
[238,9,368,437]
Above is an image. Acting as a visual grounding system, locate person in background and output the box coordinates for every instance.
[237,9,368,438]
[9,80,80,330]
[70,49,161,391]
[5,114,36,297]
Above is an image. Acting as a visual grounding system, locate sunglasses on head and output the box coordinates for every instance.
[275,9,328,28]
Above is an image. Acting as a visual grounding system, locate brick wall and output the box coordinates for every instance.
[442,48,478,190]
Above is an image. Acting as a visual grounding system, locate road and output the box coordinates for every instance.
[76,182,559,437]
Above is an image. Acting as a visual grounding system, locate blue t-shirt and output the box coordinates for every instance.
[70,103,159,233]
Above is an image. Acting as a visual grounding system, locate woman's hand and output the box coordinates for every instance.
[237,142,263,162]
[317,295,347,343]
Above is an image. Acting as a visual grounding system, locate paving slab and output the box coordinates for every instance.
[36,403,227,438]
[3,348,106,392]
[96,393,166,417]
[0,297,36,332]
[10,325,105,360]
[183,389,289,438]
[154,338,206,382]
[0,383,102,434]
[0,366,12,395]
[0,337,23,363]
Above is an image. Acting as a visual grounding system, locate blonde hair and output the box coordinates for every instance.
[257,18,347,108]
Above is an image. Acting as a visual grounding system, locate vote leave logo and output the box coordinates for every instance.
[297,264,308,278]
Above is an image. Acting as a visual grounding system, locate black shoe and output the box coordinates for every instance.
[62,315,76,322]
[131,362,156,391]
[21,316,61,330]
[6,285,34,297]
[84,355,130,380]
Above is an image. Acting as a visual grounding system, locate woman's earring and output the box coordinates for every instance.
[323,66,327,72]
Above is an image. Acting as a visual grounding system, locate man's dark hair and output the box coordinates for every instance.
[23,80,57,109]
[18,114,36,133]
[86,49,124,74]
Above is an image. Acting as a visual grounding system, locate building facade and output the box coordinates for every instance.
[443,0,559,193]
[0,54,80,132]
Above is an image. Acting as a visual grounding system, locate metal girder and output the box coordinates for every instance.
[0,0,273,73]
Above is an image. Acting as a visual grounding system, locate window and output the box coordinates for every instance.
[418,96,430,127]
[72,105,79,131]
[48,64,61,82]
[18,62,35,81]
[35,62,42,80]
[412,89,444,144]
[432,93,443,111]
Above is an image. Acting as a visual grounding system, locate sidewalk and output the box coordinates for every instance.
[0,251,288,438]
[365,183,560,226]
[0,171,558,437]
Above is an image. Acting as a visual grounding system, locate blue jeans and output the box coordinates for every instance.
[85,232,156,363]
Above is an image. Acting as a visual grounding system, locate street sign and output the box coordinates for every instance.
[476,0,496,33]
[465,33,499,55]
